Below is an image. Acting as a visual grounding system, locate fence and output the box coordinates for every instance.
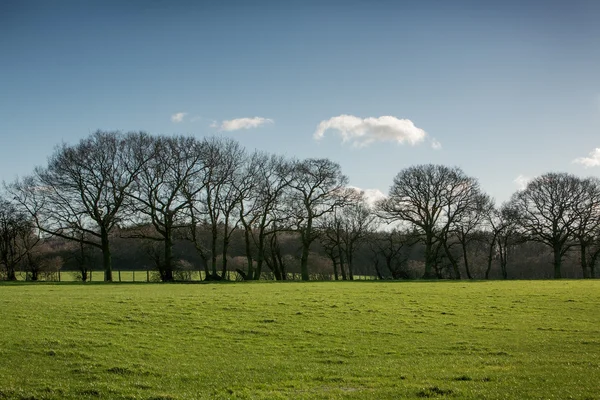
[6,270,379,282]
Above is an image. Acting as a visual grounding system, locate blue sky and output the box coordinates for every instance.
[1,0,599,203]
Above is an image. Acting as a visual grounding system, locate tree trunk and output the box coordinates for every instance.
[347,260,354,280]
[423,234,436,278]
[6,266,16,281]
[300,235,310,281]
[163,232,174,282]
[332,257,339,281]
[211,223,218,277]
[580,242,589,279]
[277,245,286,280]
[101,227,112,282]
[221,231,229,279]
[243,227,254,280]
[346,248,354,281]
[443,241,461,280]
[553,245,562,279]
[373,259,383,280]
[255,233,265,280]
[300,217,313,281]
[339,250,347,281]
[499,239,509,279]
[461,240,473,279]
[485,235,496,279]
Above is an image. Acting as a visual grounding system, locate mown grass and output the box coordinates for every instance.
[0,281,598,399]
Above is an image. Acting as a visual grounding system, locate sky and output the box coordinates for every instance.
[1,0,600,204]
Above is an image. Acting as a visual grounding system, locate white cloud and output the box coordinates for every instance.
[430,138,442,150]
[217,117,274,131]
[171,112,187,123]
[348,186,387,207]
[314,114,429,147]
[573,148,600,168]
[514,175,530,190]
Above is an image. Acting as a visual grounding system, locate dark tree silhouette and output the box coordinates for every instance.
[508,173,589,279]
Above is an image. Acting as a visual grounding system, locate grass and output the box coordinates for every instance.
[0,280,598,399]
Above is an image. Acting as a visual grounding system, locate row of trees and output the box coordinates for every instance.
[1,131,599,281]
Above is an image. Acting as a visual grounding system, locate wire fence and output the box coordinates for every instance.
[6,270,379,282]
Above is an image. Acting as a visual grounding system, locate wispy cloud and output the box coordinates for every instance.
[430,138,442,150]
[573,148,600,168]
[171,112,187,123]
[514,174,530,190]
[215,117,274,131]
[314,115,429,147]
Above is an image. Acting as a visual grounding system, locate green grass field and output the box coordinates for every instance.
[0,281,598,399]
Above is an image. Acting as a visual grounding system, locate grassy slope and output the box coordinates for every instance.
[0,281,598,399]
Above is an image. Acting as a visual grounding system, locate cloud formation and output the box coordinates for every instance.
[348,186,387,207]
[430,138,442,150]
[514,175,530,190]
[217,117,274,131]
[171,112,187,123]
[573,148,600,168]
[314,115,429,147]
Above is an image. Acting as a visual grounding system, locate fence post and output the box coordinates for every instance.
[58,270,61,282]
[147,270,150,282]
[118,270,121,282]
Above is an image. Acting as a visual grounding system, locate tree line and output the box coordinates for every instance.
[1,131,599,281]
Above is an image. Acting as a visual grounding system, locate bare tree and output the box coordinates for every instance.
[127,135,205,281]
[319,190,376,280]
[8,131,151,281]
[287,158,349,281]
[452,193,494,279]
[237,152,292,280]
[508,173,587,279]
[571,177,600,278]
[183,137,245,280]
[320,212,346,280]
[378,164,485,279]
[367,228,417,279]
[0,198,38,280]
[483,205,521,279]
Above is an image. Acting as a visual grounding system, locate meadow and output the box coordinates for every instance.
[0,281,598,399]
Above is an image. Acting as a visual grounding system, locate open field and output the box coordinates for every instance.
[0,281,598,399]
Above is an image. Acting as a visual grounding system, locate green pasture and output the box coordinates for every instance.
[0,281,598,399]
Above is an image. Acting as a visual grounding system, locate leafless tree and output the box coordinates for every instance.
[452,193,494,279]
[319,190,376,280]
[483,204,521,279]
[183,137,245,280]
[378,164,485,279]
[0,198,38,280]
[320,211,346,280]
[571,177,600,278]
[367,228,418,279]
[508,172,588,279]
[8,131,151,281]
[237,152,292,280]
[127,135,205,281]
[287,158,349,281]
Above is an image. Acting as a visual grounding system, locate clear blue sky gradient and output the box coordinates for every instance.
[1,0,599,203]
